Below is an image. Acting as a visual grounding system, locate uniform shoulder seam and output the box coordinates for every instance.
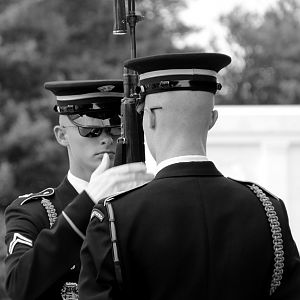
[227,177,280,201]
[103,182,149,205]
[19,188,55,205]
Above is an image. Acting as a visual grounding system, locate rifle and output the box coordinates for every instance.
[113,0,145,166]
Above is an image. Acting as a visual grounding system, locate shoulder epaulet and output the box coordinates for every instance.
[103,181,149,205]
[228,177,280,201]
[90,183,149,222]
[19,188,55,205]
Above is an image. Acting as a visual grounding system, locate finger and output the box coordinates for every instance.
[108,162,147,175]
[112,172,154,186]
[117,177,153,192]
[137,173,155,182]
[92,153,111,176]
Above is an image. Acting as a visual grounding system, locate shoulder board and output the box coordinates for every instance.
[103,182,149,205]
[19,188,55,205]
[228,177,280,201]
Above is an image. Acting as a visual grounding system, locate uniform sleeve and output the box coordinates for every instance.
[272,199,300,300]
[79,203,121,300]
[4,191,94,300]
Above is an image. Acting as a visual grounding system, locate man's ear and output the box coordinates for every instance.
[209,110,218,130]
[147,108,157,129]
[144,107,157,130]
[53,125,69,147]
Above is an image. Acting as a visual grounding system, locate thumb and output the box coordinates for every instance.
[91,153,111,178]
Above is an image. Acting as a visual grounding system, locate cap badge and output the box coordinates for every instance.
[97,85,115,92]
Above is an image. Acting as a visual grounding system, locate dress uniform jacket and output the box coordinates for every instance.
[5,177,94,300]
[79,161,300,300]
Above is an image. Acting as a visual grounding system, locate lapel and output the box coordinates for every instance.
[155,161,223,180]
[54,177,78,210]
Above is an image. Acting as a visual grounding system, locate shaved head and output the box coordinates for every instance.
[143,90,218,163]
[146,90,214,131]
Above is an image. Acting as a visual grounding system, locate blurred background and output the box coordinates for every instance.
[0,0,299,298]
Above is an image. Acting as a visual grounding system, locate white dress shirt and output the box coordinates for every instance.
[156,155,209,174]
[67,170,89,194]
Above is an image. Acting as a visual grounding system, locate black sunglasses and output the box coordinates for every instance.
[62,125,121,138]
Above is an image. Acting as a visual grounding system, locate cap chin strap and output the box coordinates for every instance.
[139,68,218,80]
[56,92,123,101]
[67,115,121,127]
[54,105,117,116]
[138,79,222,96]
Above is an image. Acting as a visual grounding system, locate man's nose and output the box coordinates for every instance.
[99,129,113,145]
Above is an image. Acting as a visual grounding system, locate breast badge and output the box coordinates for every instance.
[61,282,78,300]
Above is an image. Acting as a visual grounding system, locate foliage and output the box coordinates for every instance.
[0,0,196,209]
[216,0,300,104]
[0,1,196,298]
[0,0,299,202]
[0,0,300,298]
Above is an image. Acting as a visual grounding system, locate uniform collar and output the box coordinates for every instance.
[67,171,89,194]
[156,155,209,174]
[155,161,223,180]
[53,176,78,209]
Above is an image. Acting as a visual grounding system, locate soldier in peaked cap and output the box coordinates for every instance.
[79,54,300,300]
[4,80,153,300]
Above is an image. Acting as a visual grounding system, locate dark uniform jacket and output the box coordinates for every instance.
[5,177,95,300]
[79,161,300,300]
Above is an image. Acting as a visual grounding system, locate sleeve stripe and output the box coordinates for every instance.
[62,211,85,240]
[9,233,33,254]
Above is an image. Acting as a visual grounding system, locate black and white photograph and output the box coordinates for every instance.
[0,0,299,299]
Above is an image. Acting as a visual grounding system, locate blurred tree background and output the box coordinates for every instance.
[216,0,300,105]
[0,0,299,298]
[0,0,197,298]
[0,0,196,207]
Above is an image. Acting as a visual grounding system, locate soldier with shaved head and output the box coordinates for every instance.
[79,54,300,300]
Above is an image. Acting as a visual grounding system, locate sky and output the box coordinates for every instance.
[178,0,278,53]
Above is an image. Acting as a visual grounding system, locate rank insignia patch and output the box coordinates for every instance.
[90,208,105,222]
[8,233,33,254]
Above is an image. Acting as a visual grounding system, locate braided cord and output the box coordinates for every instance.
[248,184,284,295]
[41,198,58,228]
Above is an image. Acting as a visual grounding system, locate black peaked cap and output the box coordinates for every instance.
[44,80,124,115]
[44,80,123,99]
[124,53,231,74]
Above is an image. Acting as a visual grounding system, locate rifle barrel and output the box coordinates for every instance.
[113,0,127,35]
[113,0,145,166]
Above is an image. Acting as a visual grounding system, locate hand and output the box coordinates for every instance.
[85,153,154,204]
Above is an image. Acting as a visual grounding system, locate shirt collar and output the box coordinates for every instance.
[156,155,209,174]
[67,170,89,194]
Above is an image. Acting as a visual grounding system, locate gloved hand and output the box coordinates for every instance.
[86,153,154,204]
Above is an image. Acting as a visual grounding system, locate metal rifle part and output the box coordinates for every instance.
[113,0,127,34]
[113,0,145,166]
